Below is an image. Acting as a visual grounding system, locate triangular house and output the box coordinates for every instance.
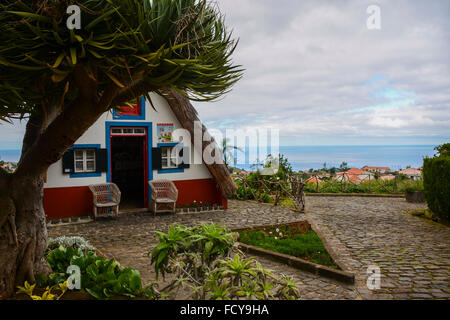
[43,89,236,219]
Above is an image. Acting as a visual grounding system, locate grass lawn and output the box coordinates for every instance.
[238,226,340,269]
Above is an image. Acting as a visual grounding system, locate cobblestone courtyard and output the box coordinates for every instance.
[48,196,449,300]
[305,196,450,300]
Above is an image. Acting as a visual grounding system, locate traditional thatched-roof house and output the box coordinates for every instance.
[43,89,235,220]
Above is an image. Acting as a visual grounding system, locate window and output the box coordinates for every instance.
[62,145,107,177]
[152,144,190,172]
[161,147,179,169]
[110,127,146,136]
[74,149,96,173]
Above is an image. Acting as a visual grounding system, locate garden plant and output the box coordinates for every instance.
[27,245,158,300]
[423,143,450,219]
[149,223,300,300]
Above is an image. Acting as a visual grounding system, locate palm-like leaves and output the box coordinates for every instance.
[221,138,243,166]
[0,0,243,121]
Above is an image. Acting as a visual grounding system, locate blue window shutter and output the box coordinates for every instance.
[152,148,162,170]
[96,148,108,173]
[62,149,74,174]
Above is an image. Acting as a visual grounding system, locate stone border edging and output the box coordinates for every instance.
[306,193,405,198]
[47,216,93,228]
[47,206,227,227]
[238,242,355,284]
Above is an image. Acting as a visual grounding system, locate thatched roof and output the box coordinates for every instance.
[160,88,237,198]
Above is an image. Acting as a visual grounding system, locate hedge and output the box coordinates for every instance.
[423,156,450,219]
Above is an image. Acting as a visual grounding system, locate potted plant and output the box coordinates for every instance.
[405,183,425,203]
[193,201,201,212]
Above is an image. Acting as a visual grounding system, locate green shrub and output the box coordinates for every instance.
[260,193,271,203]
[38,246,156,300]
[303,177,422,194]
[423,155,450,219]
[233,184,257,200]
[404,180,424,193]
[148,223,300,300]
[150,223,237,278]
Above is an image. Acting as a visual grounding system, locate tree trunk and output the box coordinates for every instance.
[0,172,50,298]
[0,67,158,299]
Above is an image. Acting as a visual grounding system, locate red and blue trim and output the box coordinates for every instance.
[112,97,146,120]
[105,121,153,206]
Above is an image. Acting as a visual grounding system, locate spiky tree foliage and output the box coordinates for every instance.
[220,138,243,167]
[0,0,241,297]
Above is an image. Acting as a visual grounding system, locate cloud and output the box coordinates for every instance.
[0,0,449,149]
[0,120,27,149]
[195,0,450,145]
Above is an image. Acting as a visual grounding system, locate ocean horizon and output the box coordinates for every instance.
[0,145,438,172]
[233,145,437,172]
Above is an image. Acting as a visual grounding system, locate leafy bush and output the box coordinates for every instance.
[38,246,157,300]
[150,223,238,279]
[233,183,257,200]
[404,180,424,193]
[423,151,450,219]
[304,178,422,194]
[260,193,272,203]
[204,255,299,300]
[148,223,300,300]
[17,281,68,300]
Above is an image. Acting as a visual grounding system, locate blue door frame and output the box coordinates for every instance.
[105,121,153,207]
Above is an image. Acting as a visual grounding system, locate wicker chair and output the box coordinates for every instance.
[148,180,178,216]
[88,183,121,220]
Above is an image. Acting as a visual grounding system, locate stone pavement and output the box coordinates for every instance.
[47,197,449,300]
[305,196,449,300]
[47,200,358,300]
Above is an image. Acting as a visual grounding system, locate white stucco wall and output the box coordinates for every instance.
[44,93,211,189]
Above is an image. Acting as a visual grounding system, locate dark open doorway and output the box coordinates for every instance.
[111,136,146,209]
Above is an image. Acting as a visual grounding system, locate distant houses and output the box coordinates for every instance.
[232,163,423,184]
[334,168,373,183]
[306,175,325,184]
[306,165,422,185]
[0,162,15,172]
[361,166,391,174]
[379,174,396,181]
[399,167,422,181]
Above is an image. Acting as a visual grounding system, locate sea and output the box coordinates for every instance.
[0,145,438,172]
[232,145,437,172]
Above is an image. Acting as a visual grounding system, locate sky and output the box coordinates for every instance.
[0,0,449,149]
[196,0,450,146]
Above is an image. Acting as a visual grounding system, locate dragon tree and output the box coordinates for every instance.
[0,0,241,297]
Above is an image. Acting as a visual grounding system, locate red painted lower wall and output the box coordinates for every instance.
[173,178,227,209]
[44,178,227,220]
[44,186,93,220]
